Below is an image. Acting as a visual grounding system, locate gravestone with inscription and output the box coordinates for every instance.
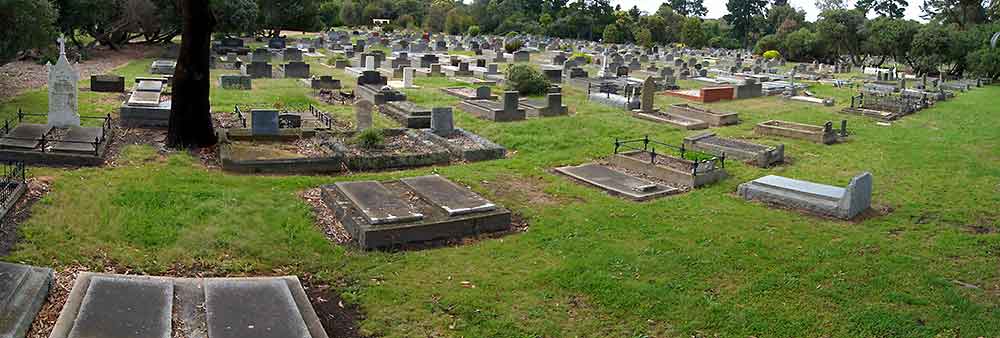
[47,36,81,128]
[355,100,374,131]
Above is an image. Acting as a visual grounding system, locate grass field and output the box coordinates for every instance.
[1,50,998,337]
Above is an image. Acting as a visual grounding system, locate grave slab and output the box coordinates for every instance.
[0,262,53,338]
[555,163,678,201]
[205,278,310,338]
[66,276,173,338]
[135,81,164,92]
[127,91,162,107]
[400,175,496,216]
[0,124,51,149]
[50,126,104,154]
[334,181,424,225]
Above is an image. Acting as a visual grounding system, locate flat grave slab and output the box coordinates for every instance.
[205,278,310,338]
[322,177,511,249]
[401,175,496,216]
[0,262,53,338]
[753,175,845,201]
[135,80,164,92]
[555,163,678,201]
[127,91,162,107]
[334,181,425,225]
[0,124,51,149]
[67,276,173,338]
[50,126,104,154]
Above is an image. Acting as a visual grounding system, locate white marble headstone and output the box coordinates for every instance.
[402,67,414,88]
[365,56,376,71]
[47,35,81,128]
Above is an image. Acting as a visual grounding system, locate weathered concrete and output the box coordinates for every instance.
[738,172,873,220]
[205,279,310,338]
[0,262,52,338]
[555,163,678,201]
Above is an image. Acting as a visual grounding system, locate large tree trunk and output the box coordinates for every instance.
[167,0,217,149]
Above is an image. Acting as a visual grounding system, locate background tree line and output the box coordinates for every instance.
[3,0,999,78]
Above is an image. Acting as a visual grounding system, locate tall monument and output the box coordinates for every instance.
[47,35,81,127]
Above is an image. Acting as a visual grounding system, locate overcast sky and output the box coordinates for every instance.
[611,0,926,21]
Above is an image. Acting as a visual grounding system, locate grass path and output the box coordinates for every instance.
[0,54,998,337]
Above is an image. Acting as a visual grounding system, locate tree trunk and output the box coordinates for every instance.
[167,0,217,149]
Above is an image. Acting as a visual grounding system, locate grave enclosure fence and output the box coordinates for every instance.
[614,136,725,176]
[0,161,26,205]
[2,109,112,156]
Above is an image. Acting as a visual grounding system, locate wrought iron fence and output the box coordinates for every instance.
[0,161,26,206]
[2,109,111,156]
[233,105,247,128]
[613,135,725,176]
[309,104,335,129]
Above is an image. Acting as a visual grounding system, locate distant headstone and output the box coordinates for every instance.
[402,67,415,88]
[639,77,656,113]
[47,35,81,128]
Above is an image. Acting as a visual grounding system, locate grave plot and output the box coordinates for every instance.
[456,91,526,122]
[0,111,114,166]
[586,81,641,111]
[683,133,784,168]
[738,172,873,220]
[419,108,506,163]
[667,103,739,126]
[354,71,407,104]
[0,262,53,338]
[440,86,497,100]
[380,101,431,129]
[223,105,348,140]
[554,163,679,201]
[320,175,511,249]
[842,92,923,121]
[48,273,329,338]
[663,86,734,103]
[519,92,570,117]
[609,137,727,189]
[632,109,709,130]
[120,78,172,128]
[755,120,847,145]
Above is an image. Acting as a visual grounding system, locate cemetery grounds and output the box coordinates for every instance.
[0,43,999,337]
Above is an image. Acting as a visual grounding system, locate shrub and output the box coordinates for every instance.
[353,128,385,149]
[763,50,781,59]
[467,25,481,36]
[326,54,348,65]
[505,64,550,96]
[504,40,524,53]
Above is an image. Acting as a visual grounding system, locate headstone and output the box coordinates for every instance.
[355,100,374,131]
[431,107,454,136]
[365,55,376,71]
[47,35,81,128]
[503,91,519,113]
[283,61,310,78]
[475,86,491,99]
[639,77,656,113]
[251,110,279,135]
[402,67,415,88]
[220,75,252,90]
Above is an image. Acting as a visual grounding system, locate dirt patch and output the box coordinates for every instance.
[962,215,999,234]
[300,277,369,338]
[482,174,583,206]
[103,126,169,167]
[0,45,160,101]
[0,176,53,256]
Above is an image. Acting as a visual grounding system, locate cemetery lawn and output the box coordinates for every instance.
[2,56,1000,337]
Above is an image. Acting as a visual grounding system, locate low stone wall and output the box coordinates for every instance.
[418,128,506,163]
[683,132,783,168]
[668,103,739,126]
[754,120,837,144]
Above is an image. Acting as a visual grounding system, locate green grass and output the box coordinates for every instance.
[1,55,999,338]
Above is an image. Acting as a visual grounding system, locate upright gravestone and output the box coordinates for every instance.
[638,77,656,113]
[251,109,280,135]
[355,100,374,131]
[365,55,376,71]
[403,67,415,88]
[47,35,81,128]
[431,107,454,136]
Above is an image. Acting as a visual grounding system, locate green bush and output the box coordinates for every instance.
[504,40,524,53]
[353,128,385,149]
[763,50,781,59]
[505,64,550,96]
[467,25,481,36]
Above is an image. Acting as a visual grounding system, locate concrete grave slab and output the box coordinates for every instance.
[0,124,51,149]
[555,163,678,201]
[135,81,164,93]
[127,91,162,107]
[334,181,424,225]
[50,126,104,154]
[400,175,496,216]
[205,278,310,338]
[66,275,173,338]
[0,262,53,338]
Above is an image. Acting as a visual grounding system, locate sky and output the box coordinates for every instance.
[611,0,926,21]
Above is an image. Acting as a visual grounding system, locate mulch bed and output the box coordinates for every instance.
[336,133,433,157]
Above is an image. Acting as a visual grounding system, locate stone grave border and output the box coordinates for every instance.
[418,128,506,163]
[683,132,784,168]
[754,120,845,145]
[667,103,740,126]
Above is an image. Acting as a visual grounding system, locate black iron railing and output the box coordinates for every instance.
[3,109,111,156]
[309,104,335,129]
[614,135,725,176]
[0,161,25,204]
[234,105,247,128]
